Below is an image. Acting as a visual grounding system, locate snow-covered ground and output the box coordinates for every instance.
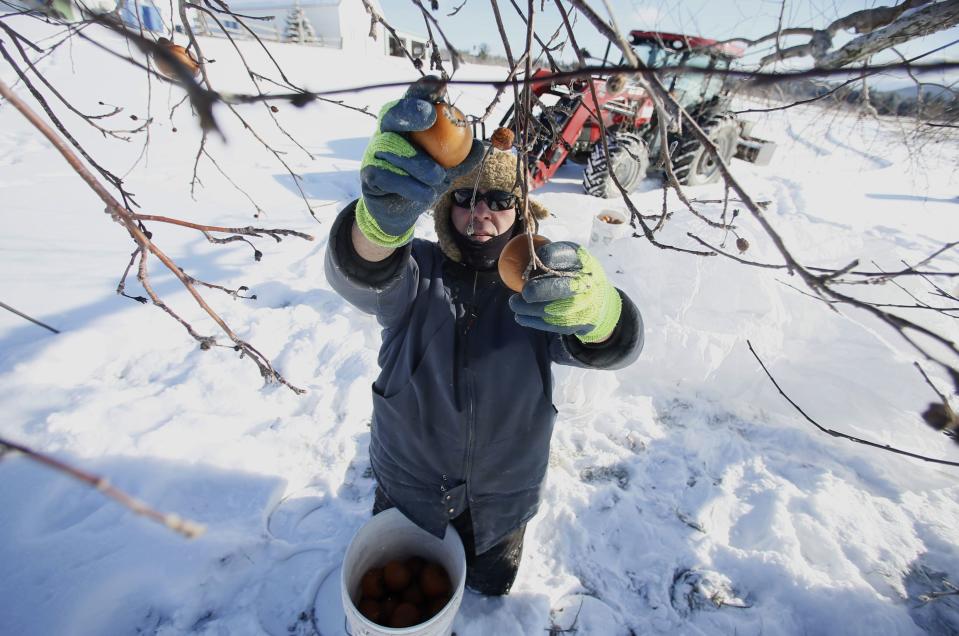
[2,18,958,636]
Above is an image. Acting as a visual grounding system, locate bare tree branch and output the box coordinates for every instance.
[818,0,959,69]
[0,77,307,393]
[724,0,959,68]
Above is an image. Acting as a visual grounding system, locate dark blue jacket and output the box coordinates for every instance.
[325,203,643,553]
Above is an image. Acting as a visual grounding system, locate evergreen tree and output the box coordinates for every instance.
[284,2,317,44]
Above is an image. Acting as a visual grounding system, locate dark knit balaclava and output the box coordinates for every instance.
[450,217,519,270]
[432,148,550,263]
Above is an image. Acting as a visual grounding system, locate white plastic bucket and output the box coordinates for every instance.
[341,508,466,636]
[589,209,630,248]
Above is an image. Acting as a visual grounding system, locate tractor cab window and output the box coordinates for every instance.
[669,54,716,108]
[630,41,732,70]
[632,43,717,70]
[630,41,732,110]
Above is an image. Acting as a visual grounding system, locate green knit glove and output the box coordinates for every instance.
[508,242,622,343]
[356,78,484,248]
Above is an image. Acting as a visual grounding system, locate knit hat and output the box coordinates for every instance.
[432,149,550,263]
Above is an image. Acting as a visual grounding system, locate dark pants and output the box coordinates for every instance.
[372,485,526,596]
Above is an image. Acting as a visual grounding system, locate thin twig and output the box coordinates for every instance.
[410,0,462,73]
[734,39,958,115]
[0,300,60,334]
[0,38,140,210]
[747,341,959,467]
[359,0,426,74]
[0,435,206,538]
[0,22,131,140]
[915,362,955,406]
[131,214,314,242]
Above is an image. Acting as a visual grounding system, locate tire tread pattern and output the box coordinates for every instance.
[582,132,648,198]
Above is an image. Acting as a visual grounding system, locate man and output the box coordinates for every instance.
[325,79,643,596]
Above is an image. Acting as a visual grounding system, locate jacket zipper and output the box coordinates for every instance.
[463,271,478,506]
[464,368,475,506]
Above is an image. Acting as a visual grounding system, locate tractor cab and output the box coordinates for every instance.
[625,31,745,110]
[627,31,744,66]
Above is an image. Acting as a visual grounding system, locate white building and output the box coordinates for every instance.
[115,0,430,60]
[223,0,388,55]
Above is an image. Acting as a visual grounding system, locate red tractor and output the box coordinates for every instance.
[497,31,776,198]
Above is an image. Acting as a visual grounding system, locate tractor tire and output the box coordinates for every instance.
[672,113,739,186]
[582,133,649,198]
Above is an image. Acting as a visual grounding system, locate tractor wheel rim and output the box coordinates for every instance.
[697,149,717,177]
[697,134,732,178]
[614,160,634,186]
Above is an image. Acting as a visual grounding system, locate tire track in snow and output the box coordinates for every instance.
[824,126,893,170]
[769,175,853,231]
[0,132,47,168]
[785,119,832,159]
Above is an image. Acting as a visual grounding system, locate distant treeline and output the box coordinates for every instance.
[736,77,959,121]
[456,48,580,71]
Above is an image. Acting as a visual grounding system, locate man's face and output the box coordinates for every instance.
[450,189,517,243]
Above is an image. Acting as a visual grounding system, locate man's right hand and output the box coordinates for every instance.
[355,77,484,248]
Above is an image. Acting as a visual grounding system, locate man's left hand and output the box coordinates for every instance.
[509,241,622,343]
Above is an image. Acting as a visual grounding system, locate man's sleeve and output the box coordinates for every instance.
[324,200,418,328]
[548,289,644,369]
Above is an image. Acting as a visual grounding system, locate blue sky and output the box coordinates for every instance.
[378,0,958,72]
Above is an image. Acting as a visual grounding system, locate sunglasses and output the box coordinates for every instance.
[451,188,517,212]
